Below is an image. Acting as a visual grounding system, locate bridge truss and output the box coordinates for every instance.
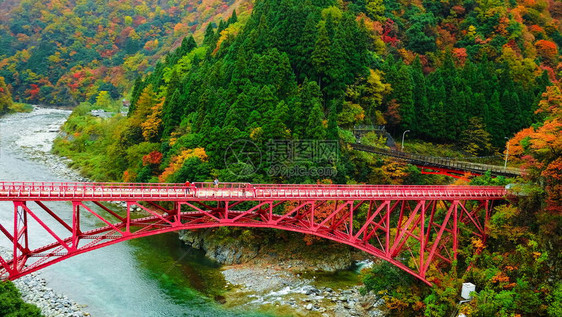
[0,182,507,285]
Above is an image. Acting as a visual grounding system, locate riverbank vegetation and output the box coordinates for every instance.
[0,76,14,115]
[0,280,42,317]
[6,0,561,315]
[0,76,32,116]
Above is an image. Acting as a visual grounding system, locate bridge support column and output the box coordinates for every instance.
[72,202,81,250]
[223,201,229,222]
[173,201,181,225]
[13,201,29,275]
[126,202,133,233]
[419,201,426,278]
[483,200,490,244]
[453,200,458,262]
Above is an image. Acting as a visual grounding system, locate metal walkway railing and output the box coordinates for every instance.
[0,182,507,201]
[350,143,521,177]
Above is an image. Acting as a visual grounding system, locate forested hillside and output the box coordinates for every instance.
[51,0,560,185]
[0,0,253,105]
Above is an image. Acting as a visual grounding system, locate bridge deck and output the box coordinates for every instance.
[0,182,507,201]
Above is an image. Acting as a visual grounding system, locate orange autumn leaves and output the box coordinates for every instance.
[508,84,562,211]
[508,85,562,171]
[159,148,208,182]
[123,148,208,183]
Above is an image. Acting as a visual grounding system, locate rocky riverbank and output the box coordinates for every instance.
[4,107,87,182]
[180,229,387,316]
[221,264,386,316]
[0,248,90,317]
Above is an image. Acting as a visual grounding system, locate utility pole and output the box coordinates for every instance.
[401,130,410,151]
[504,137,510,170]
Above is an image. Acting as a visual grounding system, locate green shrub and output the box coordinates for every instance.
[0,281,42,317]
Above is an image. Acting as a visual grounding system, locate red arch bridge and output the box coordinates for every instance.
[0,182,508,285]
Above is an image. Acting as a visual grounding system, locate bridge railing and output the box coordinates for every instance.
[0,182,508,200]
[0,182,190,199]
[252,184,506,199]
[350,143,521,177]
[192,182,251,189]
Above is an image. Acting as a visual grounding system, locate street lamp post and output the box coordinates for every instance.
[401,130,410,151]
[504,137,510,170]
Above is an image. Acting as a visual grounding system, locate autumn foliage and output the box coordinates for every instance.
[535,40,559,64]
[159,148,208,182]
[142,151,163,166]
[509,84,562,211]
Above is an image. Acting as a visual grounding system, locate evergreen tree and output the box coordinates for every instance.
[225,93,250,128]
[294,12,321,82]
[293,80,322,138]
[430,101,447,140]
[488,91,506,146]
[327,102,339,140]
[228,10,238,24]
[217,20,228,34]
[263,101,290,140]
[180,36,197,55]
[410,57,431,137]
[306,102,326,140]
[312,21,331,89]
[441,50,458,93]
[161,88,183,137]
[501,90,522,136]
[445,86,466,140]
[404,13,437,53]
[203,23,217,48]
[394,64,415,130]
[129,77,144,116]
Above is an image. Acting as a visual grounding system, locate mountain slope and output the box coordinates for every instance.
[0,0,254,105]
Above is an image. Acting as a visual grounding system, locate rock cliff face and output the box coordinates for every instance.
[179,229,260,265]
[178,229,355,272]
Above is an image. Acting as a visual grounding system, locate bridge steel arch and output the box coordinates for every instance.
[0,182,508,285]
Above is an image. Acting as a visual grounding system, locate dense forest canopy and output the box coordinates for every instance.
[53,0,558,183]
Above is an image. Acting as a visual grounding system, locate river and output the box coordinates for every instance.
[0,108,267,317]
